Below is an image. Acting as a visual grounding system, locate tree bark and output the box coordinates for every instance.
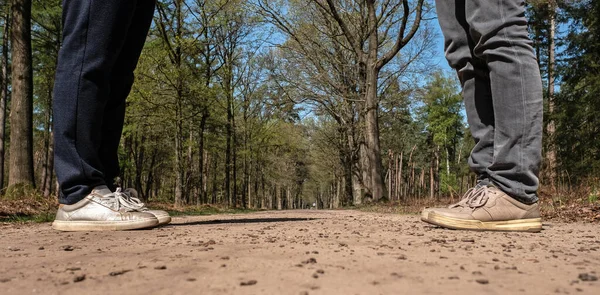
[232,102,238,207]
[546,0,557,189]
[225,67,232,206]
[40,97,52,193]
[0,10,10,192]
[8,0,35,188]
[43,132,54,198]
[198,112,208,204]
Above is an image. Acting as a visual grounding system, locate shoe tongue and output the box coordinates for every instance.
[92,185,113,196]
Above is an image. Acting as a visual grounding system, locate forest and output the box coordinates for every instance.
[0,0,598,210]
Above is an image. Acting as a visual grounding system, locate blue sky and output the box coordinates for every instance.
[431,21,453,73]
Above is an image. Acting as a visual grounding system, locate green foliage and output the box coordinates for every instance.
[419,72,464,149]
[419,72,466,195]
[552,0,600,181]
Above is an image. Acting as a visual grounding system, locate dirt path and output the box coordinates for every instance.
[1,210,599,295]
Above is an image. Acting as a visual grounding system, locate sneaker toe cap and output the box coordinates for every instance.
[146,210,171,225]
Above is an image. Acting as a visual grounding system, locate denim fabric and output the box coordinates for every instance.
[435,0,543,204]
[53,0,156,204]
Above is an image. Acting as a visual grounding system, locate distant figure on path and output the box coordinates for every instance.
[421,0,544,232]
[51,0,170,231]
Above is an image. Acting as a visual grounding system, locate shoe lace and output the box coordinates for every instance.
[449,185,490,209]
[114,188,146,211]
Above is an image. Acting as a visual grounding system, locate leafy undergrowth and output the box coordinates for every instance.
[148,203,260,217]
[0,186,57,223]
[537,186,600,222]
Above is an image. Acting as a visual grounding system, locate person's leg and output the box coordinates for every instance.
[422,0,542,232]
[421,0,490,221]
[52,0,159,231]
[99,0,156,190]
[96,1,170,226]
[435,0,495,185]
[465,0,543,204]
[53,0,139,204]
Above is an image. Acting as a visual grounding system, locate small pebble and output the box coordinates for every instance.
[579,273,598,282]
[476,279,489,284]
[240,280,257,286]
[73,275,86,283]
[61,245,74,251]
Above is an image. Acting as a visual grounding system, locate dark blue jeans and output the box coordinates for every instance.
[53,0,156,205]
[435,0,544,204]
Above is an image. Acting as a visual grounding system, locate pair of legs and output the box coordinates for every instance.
[422,0,544,231]
[52,0,169,231]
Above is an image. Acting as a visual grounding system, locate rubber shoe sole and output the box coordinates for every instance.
[145,210,171,226]
[157,216,172,225]
[421,208,432,221]
[422,212,542,233]
[52,218,158,232]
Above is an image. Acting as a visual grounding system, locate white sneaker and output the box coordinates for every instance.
[52,186,159,231]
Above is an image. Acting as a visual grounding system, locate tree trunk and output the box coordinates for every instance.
[174,105,184,206]
[185,126,193,204]
[40,102,52,193]
[364,65,385,201]
[0,10,10,192]
[211,154,218,204]
[398,151,403,200]
[429,165,434,199]
[134,134,145,199]
[363,3,385,201]
[144,149,157,201]
[8,0,35,188]
[349,129,362,205]
[198,112,208,204]
[232,106,238,207]
[387,150,393,200]
[225,71,232,207]
[276,183,282,210]
[43,132,54,198]
[172,0,185,206]
[546,0,557,190]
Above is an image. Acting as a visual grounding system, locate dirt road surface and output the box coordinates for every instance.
[1,210,599,295]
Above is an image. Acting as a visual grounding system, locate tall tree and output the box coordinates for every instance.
[317,0,425,201]
[31,0,62,196]
[554,0,600,181]
[8,0,34,188]
[527,0,559,189]
[0,6,10,191]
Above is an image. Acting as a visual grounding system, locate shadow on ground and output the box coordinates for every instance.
[168,217,320,227]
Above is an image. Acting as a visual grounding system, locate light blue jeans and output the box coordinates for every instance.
[435,0,543,204]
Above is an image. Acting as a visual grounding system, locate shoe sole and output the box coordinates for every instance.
[157,216,172,226]
[421,208,432,221]
[52,219,159,232]
[422,212,542,232]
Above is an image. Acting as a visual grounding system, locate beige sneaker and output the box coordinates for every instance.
[421,186,542,232]
[122,188,171,225]
[52,186,159,231]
